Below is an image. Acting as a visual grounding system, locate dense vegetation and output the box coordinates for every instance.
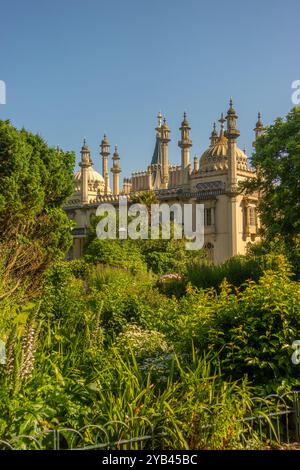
[0,109,300,449]
[243,106,300,277]
[0,121,75,297]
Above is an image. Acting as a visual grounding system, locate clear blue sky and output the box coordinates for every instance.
[1,0,299,177]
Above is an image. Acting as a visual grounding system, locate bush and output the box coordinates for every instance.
[84,238,147,273]
[175,260,300,393]
[186,254,287,291]
[249,239,300,281]
[137,238,204,275]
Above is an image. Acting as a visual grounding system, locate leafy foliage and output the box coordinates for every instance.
[185,254,286,291]
[242,106,300,246]
[0,120,75,296]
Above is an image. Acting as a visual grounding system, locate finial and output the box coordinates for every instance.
[181,111,190,128]
[163,117,166,124]
[227,97,237,116]
[82,138,89,150]
[256,112,263,126]
[227,98,237,116]
[219,112,225,129]
[212,121,218,135]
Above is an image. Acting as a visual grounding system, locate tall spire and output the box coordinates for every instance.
[80,138,92,204]
[179,112,192,185]
[100,134,110,194]
[111,145,121,195]
[224,98,240,258]
[160,116,171,189]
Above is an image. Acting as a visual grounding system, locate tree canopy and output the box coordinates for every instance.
[0,120,75,296]
[243,106,300,246]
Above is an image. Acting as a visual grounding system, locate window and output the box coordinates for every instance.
[243,207,248,228]
[249,207,256,226]
[205,208,212,226]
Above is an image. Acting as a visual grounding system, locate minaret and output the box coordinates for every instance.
[160,117,170,189]
[79,138,92,204]
[225,98,240,190]
[100,134,110,194]
[253,112,264,146]
[178,112,192,185]
[225,98,240,258]
[111,145,121,195]
[210,122,218,145]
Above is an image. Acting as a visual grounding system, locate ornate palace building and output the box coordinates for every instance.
[65,100,264,263]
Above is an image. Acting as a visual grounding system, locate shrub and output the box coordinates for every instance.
[186,254,287,291]
[138,238,204,275]
[175,261,300,393]
[84,238,147,273]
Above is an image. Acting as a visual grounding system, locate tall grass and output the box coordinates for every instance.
[0,339,259,449]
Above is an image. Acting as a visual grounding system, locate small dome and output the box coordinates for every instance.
[200,133,249,172]
[74,166,105,184]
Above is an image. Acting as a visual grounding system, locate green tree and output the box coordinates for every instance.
[0,120,75,296]
[243,107,300,246]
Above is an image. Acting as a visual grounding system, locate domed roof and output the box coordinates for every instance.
[200,131,249,172]
[74,166,105,184]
